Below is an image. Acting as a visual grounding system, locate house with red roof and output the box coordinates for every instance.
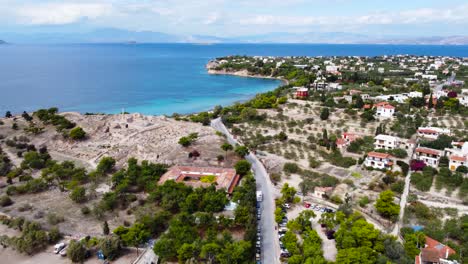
[375,102,395,119]
[415,147,443,167]
[445,142,468,171]
[417,127,451,140]
[364,151,395,170]
[336,132,360,151]
[415,236,456,264]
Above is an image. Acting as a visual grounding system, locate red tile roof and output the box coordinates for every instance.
[416,147,442,156]
[450,155,467,162]
[367,151,393,159]
[424,236,456,260]
[418,129,437,134]
[336,138,346,146]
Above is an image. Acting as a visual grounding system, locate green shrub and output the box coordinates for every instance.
[0,195,13,207]
[70,187,87,203]
[69,127,86,140]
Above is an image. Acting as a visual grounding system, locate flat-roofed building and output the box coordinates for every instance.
[158,166,240,194]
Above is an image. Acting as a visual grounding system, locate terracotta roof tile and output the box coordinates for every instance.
[416,147,442,156]
[367,151,393,159]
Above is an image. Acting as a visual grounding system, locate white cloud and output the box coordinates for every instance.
[238,4,468,27]
[17,3,113,25]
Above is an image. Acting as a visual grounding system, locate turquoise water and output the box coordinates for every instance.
[0,43,466,115]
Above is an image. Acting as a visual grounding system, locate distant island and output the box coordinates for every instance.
[2,28,468,44]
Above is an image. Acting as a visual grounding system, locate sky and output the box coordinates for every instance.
[1,0,467,37]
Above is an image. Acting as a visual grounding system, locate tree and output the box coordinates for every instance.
[69,187,86,203]
[177,243,197,263]
[97,157,116,174]
[99,236,122,260]
[234,160,251,176]
[428,93,434,109]
[456,165,468,173]
[67,240,87,263]
[375,190,400,221]
[121,223,150,255]
[234,145,249,158]
[221,143,233,161]
[5,111,12,118]
[69,127,86,140]
[103,221,110,235]
[281,183,297,203]
[320,107,330,120]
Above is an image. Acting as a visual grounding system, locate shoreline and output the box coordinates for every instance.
[207,68,289,86]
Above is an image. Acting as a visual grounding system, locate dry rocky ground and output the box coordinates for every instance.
[0,112,230,237]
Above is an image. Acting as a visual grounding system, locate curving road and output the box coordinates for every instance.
[211,118,280,264]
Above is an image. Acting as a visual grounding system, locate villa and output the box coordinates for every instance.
[415,147,443,167]
[417,127,451,140]
[336,132,360,150]
[415,236,456,264]
[374,134,416,150]
[444,142,468,171]
[375,102,395,119]
[364,151,395,170]
[158,166,240,194]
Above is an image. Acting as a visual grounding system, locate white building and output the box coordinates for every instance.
[408,91,423,98]
[376,104,395,119]
[415,147,443,167]
[325,65,340,73]
[373,135,415,150]
[459,96,468,107]
[365,152,395,170]
[445,142,468,171]
[417,127,451,140]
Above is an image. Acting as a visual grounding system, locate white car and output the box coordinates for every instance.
[54,243,66,254]
[283,203,291,209]
[59,247,67,257]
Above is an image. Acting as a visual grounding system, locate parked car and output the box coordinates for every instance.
[59,247,67,257]
[304,202,311,208]
[326,230,335,240]
[54,243,66,254]
[283,203,291,209]
[280,251,291,258]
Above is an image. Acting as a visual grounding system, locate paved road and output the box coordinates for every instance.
[211,118,280,264]
[434,71,456,93]
[391,145,417,238]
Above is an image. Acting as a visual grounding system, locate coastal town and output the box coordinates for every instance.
[0,54,467,264]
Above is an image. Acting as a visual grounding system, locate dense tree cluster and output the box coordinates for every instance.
[335,213,412,264]
[0,217,61,255]
[150,174,257,263]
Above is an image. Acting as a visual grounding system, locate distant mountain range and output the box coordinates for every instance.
[0,40,6,44]
[2,28,468,45]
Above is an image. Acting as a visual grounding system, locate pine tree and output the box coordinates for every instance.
[428,93,434,109]
[103,221,110,235]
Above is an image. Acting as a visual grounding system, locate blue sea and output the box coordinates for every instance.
[0,43,467,115]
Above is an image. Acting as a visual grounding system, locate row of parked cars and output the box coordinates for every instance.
[278,204,291,258]
[303,202,335,213]
[256,202,262,263]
